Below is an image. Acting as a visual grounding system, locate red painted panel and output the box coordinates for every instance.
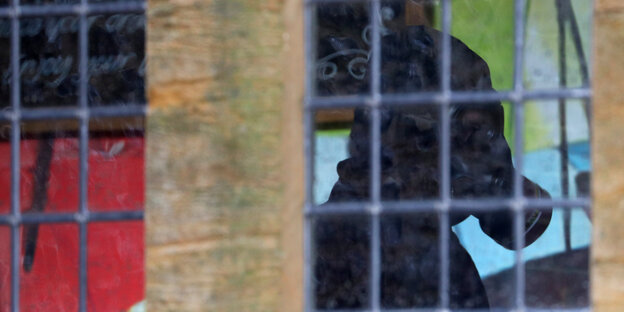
[0,136,144,311]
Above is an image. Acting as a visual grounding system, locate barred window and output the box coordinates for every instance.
[304,0,592,310]
[0,0,146,311]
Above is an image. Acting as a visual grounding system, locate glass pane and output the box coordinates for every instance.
[89,0,141,3]
[0,120,80,214]
[0,18,9,105]
[476,207,590,309]
[315,105,441,204]
[314,108,369,204]
[309,0,593,310]
[0,226,10,311]
[88,13,146,106]
[21,0,79,4]
[88,221,144,311]
[314,2,371,97]
[379,0,441,94]
[451,102,515,199]
[20,16,79,108]
[524,0,593,90]
[451,0,514,91]
[381,212,439,309]
[19,223,79,311]
[380,105,440,201]
[313,214,370,309]
[88,117,144,212]
[524,100,590,199]
[524,207,590,308]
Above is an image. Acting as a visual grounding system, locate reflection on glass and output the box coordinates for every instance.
[88,14,146,106]
[314,108,364,204]
[87,221,144,310]
[0,119,81,215]
[381,213,440,308]
[19,223,80,311]
[312,0,591,310]
[472,208,591,309]
[315,2,371,96]
[0,18,9,105]
[19,16,79,108]
[0,13,146,108]
[452,102,514,199]
[524,101,590,199]
[88,117,145,212]
[314,215,370,309]
[524,0,592,90]
[21,0,79,5]
[0,226,9,311]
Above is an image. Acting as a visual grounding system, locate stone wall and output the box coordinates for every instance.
[146,0,303,310]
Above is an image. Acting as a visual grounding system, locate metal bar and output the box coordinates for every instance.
[563,0,592,122]
[369,1,382,309]
[0,105,147,122]
[78,221,87,312]
[303,205,315,312]
[306,197,590,216]
[312,309,591,312]
[0,211,145,225]
[305,87,592,109]
[78,0,89,309]
[438,0,452,309]
[0,2,146,18]
[303,1,316,309]
[303,112,316,311]
[556,0,572,252]
[9,0,21,309]
[305,0,368,4]
[512,0,527,309]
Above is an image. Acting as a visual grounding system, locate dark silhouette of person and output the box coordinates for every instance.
[314,5,552,310]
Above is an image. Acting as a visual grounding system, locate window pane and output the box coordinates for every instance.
[307,0,592,310]
[88,13,146,106]
[524,101,590,199]
[19,223,79,311]
[87,221,144,311]
[0,226,9,311]
[0,119,80,215]
[524,0,593,90]
[88,117,144,212]
[452,102,515,200]
[313,214,370,309]
[381,212,439,309]
[20,16,79,108]
[314,108,370,204]
[0,18,9,105]
[314,2,371,97]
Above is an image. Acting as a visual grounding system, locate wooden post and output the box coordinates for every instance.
[593,1,624,311]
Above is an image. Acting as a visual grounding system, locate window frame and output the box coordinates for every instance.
[302,0,593,311]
